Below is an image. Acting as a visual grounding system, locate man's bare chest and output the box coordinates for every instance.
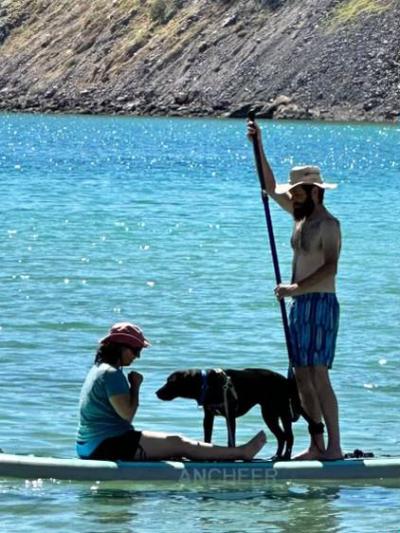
[291,219,322,253]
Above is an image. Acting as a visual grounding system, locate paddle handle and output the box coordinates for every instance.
[248,111,294,362]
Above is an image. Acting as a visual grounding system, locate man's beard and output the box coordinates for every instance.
[293,197,315,221]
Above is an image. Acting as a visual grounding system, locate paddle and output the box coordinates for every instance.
[247,110,294,364]
[247,111,324,434]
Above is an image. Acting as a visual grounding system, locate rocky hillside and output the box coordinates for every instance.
[0,0,399,121]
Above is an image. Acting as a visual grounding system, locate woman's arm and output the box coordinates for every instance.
[109,371,143,422]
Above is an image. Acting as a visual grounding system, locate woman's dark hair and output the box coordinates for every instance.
[95,342,126,366]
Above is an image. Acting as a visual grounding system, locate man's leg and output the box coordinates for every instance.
[311,366,343,460]
[293,366,326,460]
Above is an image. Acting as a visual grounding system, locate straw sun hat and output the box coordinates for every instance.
[275,166,337,194]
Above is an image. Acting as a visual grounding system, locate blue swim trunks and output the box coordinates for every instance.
[289,292,340,368]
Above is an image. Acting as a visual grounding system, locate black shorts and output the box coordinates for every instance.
[89,430,143,461]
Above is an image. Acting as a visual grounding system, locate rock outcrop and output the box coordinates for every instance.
[0,0,399,121]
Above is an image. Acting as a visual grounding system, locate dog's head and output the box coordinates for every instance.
[156,370,202,401]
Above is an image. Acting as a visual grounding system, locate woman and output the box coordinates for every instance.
[77,322,266,461]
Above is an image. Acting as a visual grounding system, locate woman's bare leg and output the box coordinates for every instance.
[135,430,267,461]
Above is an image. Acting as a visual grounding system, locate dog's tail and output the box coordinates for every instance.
[288,377,302,422]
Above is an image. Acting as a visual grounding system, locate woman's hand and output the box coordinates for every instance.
[109,373,143,422]
[128,371,143,389]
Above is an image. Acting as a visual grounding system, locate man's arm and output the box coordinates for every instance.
[275,219,341,298]
[247,120,293,213]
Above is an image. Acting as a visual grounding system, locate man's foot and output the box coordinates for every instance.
[321,447,344,461]
[292,440,327,460]
[292,448,324,461]
[242,430,267,460]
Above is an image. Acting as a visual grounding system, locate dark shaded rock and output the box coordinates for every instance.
[226,103,262,119]
[174,92,190,105]
[222,14,238,28]
[212,100,230,111]
[198,41,208,53]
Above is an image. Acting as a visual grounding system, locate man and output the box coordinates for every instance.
[248,120,343,460]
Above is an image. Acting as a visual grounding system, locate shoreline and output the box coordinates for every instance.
[1,105,398,126]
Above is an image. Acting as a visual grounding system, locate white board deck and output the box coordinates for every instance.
[1,453,400,483]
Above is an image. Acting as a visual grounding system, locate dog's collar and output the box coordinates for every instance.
[198,369,208,406]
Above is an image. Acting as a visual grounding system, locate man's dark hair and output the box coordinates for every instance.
[301,184,324,203]
[95,343,126,366]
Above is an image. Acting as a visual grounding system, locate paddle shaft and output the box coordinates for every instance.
[248,113,294,362]
[248,119,326,436]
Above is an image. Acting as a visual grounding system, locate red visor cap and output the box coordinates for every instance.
[100,322,151,349]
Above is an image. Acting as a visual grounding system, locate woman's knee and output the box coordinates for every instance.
[165,434,186,453]
[139,432,188,459]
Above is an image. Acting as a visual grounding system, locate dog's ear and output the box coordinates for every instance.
[167,370,190,382]
[167,372,179,383]
[184,369,198,379]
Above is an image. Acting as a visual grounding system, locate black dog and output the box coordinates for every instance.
[156,368,300,460]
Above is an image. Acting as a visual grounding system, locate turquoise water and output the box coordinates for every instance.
[0,113,399,532]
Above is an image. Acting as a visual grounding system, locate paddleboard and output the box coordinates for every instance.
[1,453,399,483]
